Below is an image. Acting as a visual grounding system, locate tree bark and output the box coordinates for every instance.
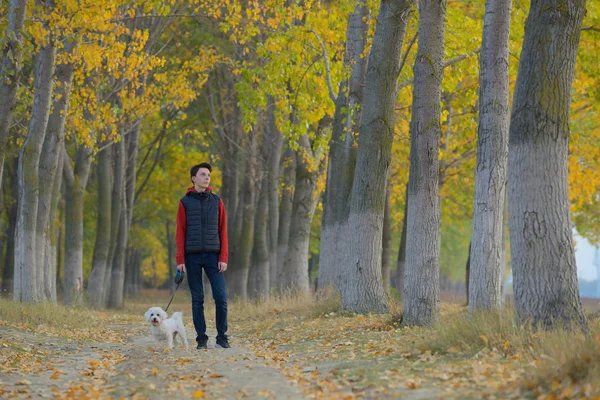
[266,98,284,291]
[275,147,296,291]
[336,0,414,314]
[166,219,175,295]
[14,43,56,302]
[88,145,112,307]
[62,144,93,306]
[507,0,587,329]
[108,138,128,308]
[465,241,471,304]
[36,40,76,303]
[43,149,63,303]
[469,0,512,313]
[228,133,258,300]
[318,1,368,289]
[381,182,392,295]
[102,142,124,306]
[280,135,320,293]
[393,184,408,294]
[250,176,270,298]
[0,0,29,188]
[403,0,446,326]
[1,157,18,294]
[108,185,128,308]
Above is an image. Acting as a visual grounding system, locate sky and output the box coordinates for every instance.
[574,231,599,281]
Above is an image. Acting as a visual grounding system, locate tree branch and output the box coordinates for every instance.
[398,47,481,90]
[582,25,600,33]
[398,31,418,76]
[62,143,75,188]
[308,29,337,102]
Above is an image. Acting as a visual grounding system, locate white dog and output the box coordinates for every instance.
[144,307,189,349]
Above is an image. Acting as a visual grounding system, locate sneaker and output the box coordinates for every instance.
[197,338,208,349]
[215,336,230,348]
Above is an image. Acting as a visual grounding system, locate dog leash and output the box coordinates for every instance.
[165,269,185,312]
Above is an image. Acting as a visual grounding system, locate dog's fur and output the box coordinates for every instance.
[144,307,189,349]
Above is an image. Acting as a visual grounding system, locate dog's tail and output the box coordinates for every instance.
[171,311,183,321]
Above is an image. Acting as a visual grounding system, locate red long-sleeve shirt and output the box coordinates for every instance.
[176,186,228,265]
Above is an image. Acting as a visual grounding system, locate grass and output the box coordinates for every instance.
[0,296,98,331]
[420,306,600,397]
[2,289,600,398]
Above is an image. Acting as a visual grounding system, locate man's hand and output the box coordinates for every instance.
[177,264,186,273]
[218,262,227,273]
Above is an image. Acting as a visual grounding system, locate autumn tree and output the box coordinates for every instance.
[336,0,415,314]
[403,0,447,326]
[508,0,587,329]
[468,0,512,312]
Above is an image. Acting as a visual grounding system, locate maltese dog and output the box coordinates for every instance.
[144,307,189,349]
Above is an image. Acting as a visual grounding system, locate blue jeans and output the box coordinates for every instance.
[185,253,228,342]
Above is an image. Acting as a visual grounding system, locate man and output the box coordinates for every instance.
[176,162,230,349]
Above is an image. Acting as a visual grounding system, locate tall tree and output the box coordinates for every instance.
[508,0,587,329]
[381,182,392,294]
[280,134,323,293]
[62,144,93,306]
[36,39,78,303]
[87,145,112,307]
[336,0,415,314]
[1,156,18,294]
[14,8,57,301]
[403,0,447,326]
[318,1,368,289]
[275,147,296,290]
[266,99,284,291]
[468,0,512,312]
[0,0,28,188]
[249,176,270,298]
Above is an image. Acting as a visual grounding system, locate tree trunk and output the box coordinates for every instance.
[381,182,392,295]
[250,176,270,298]
[125,121,140,227]
[1,157,18,294]
[228,133,258,300]
[36,41,76,303]
[134,250,142,296]
[403,0,446,326]
[43,150,63,303]
[336,0,414,314]
[280,136,320,293]
[108,192,128,308]
[468,0,512,313]
[166,219,175,295]
[102,142,124,306]
[0,0,29,188]
[275,147,296,291]
[62,144,93,306]
[108,138,128,309]
[14,44,56,302]
[318,1,368,290]
[508,0,587,329]
[465,241,471,304]
[266,98,284,291]
[118,122,140,301]
[88,146,112,307]
[393,184,408,294]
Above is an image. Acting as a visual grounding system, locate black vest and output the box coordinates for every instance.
[180,191,221,254]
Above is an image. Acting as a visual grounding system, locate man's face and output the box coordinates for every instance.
[193,167,211,189]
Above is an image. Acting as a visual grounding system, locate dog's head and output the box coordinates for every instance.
[144,307,168,327]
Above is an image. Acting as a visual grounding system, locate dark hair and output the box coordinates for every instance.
[190,163,212,182]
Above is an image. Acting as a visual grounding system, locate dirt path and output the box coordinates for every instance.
[0,324,305,399]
